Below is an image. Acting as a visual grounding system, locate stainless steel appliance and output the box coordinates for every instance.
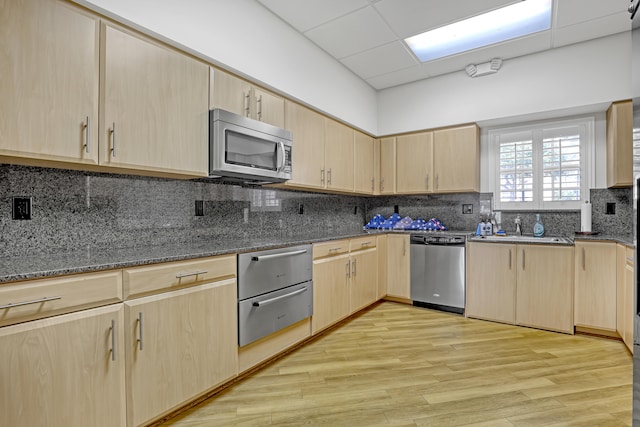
[237,244,312,347]
[210,109,292,183]
[410,234,466,314]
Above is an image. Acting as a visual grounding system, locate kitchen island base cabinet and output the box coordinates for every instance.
[124,279,237,427]
[516,245,574,334]
[0,304,126,427]
[466,242,516,324]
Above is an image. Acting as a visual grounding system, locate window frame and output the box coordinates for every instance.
[488,117,595,211]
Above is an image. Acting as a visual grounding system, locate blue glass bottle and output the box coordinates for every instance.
[533,213,545,237]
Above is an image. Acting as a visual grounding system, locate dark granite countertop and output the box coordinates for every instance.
[0,229,631,285]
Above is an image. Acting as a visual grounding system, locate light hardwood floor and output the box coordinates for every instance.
[163,302,632,426]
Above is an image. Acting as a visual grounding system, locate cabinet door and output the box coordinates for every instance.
[516,245,574,334]
[379,137,396,195]
[124,280,237,427]
[606,100,632,188]
[617,244,626,338]
[0,0,99,165]
[466,242,516,324]
[101,24,209,177]
[312,255,350,334]
[0,304,126,427]
[386,235,410,299]
[284,101,325,188]
[350,249,378,312]
[210,67,252,117]
[396,132,433,194]
[377,235,388,299]
[574,242,617,331]
[325,119,354,192]
[624,260,634,352]
[253,87,285,128]
[354,131,375,194]
[433,125,480,193]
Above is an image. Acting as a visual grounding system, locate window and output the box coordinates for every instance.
[489,118,594,210]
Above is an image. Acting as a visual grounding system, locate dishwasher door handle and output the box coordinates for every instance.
[252,287,308,307]
[251,249,308,262]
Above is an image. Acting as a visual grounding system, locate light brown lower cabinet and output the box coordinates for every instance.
[0,304,126,427]
[312,252,350,334]
[618,243,635,353]
[386,234,410,299]
[124,279,237,427]
[466,242,574,334]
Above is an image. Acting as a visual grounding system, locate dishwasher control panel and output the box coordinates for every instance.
[410,234,466,245]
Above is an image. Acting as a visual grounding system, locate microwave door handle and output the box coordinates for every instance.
[278,141,286,172]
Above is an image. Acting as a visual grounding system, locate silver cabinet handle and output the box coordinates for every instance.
[346,261,351,278]
[436,174,439,189]
[321,169,325,185]
[176,270,208,278]
[328,247,343,253]
[360,241,372,246]
[137,312,143,351]
[582,247,586,270]
[83,116,90,154]
[371,178,374,192]
[252,249,307,261]
[328,168,332,185]
[244,92,251,117]
[403,239,406,256]
[381,177,385,191]
[508,249,512,269]
[426,174,429,190]
[522,249,525,270]
[0,295,61,310]
[257,94,263,120]
[110,319,116,361]
[352,259,357,277]
[110,122,117,157]
[253,287,307,307]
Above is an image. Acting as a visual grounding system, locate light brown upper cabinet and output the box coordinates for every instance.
[379,137,397,195]
[210,68,285,128]
[354,131,375,194]
[325,119,354,192]
[606,100,633,188]
[433,124,480,193]
[100,24,209,178]
[283,101,326,189]
[0,0,100,166]
[396,132,433,194]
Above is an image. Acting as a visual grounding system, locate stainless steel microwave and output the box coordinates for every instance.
[209,109,292,183]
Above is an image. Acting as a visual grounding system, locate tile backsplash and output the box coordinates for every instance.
[0,164,634,257]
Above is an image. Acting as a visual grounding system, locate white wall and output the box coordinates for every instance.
[75,0,379,134]
[377,32,632,136]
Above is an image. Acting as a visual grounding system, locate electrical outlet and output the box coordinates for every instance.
[353,206,358,215]
[12,197,32,220]
[195,200,204,216]
[606,202,616,215]
[298,203,304,214]
[394,205,399,214]
[462,204,473,214]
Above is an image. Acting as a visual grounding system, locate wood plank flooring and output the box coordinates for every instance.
[163,302,632,426]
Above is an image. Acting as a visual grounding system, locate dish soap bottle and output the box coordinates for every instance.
[533,214,545,237]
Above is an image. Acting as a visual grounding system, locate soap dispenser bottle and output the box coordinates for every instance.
[533,214,545,237]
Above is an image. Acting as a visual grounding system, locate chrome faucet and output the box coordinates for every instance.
[515,214,522,236]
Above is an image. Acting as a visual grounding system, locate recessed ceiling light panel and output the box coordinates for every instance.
[405,0,552,62]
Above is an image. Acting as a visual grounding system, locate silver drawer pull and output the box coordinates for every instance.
[0,296,62,310]
[137,312,143,351]
[110,319,116,361]
[176,270,208,279]
[252,288,307,307]
[360,241,372,246]
[252,249,307,261]
[328,247,343,253]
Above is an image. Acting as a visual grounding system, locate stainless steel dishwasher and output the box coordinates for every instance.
[410,234,466,314]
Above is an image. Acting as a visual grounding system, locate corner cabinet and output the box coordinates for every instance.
[379,137,397,195]
[0,0,100,166]
[100,24,209,177]
[606,100,632,188]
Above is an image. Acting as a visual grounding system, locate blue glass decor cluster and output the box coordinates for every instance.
[365,214,448,231]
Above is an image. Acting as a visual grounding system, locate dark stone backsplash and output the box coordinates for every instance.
[0,164,633,257]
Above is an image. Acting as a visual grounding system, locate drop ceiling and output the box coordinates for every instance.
[256,0,632,90]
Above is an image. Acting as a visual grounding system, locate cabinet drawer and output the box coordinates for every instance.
[123,255,236,299]
[0,271,122,327]
[313,240,349,260]
[349,236,377,252]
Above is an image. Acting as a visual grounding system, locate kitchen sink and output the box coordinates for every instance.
[471,235,571,244]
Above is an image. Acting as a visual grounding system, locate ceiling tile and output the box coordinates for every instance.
[341,42,419,79]
[257,0,368,32]
[374,0,519,38]
[304,6,397,59]
[553,12,631,47]
[555,0,630,28]
[365,65,429,90]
